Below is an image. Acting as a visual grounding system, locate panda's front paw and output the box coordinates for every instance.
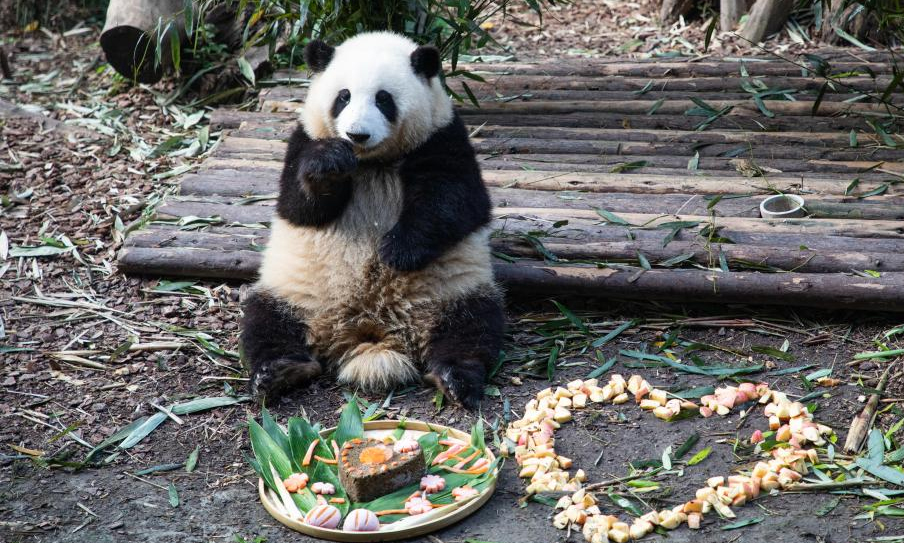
[300,138,357,184]
[425,361,485,411]
[379,229,439,272]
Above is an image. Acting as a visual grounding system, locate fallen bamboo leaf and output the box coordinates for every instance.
[687,447,712,466]
[721,516,764,530]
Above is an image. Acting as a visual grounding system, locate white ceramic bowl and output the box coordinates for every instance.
[759,194,806,219]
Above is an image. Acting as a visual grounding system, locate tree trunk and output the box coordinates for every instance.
[821,0,878,44]
[100,0,185,84]
[720,0,747,31]
[0,46,11,79]
[739,0,792,43]
[660,0,695,25]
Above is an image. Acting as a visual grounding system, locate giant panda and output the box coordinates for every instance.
[240,32,504,409]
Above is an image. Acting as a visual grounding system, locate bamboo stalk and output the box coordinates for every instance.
[843,363,896,453]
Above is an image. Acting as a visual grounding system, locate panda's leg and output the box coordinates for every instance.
[240,288,323,401]
[423,290,505,410]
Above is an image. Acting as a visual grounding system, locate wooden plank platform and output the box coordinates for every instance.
[118,53,904,311]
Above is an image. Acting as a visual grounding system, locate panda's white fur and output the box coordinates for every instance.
[254,32,496,392]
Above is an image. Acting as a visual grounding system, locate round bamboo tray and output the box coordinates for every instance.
[258,419,498,542]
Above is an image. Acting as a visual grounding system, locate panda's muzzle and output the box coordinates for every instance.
[346,132,371,144]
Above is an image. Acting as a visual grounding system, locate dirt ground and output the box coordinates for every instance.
[3,4,904,543]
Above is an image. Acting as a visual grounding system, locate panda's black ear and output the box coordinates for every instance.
[304,40,335,73]
[410,46,441,79]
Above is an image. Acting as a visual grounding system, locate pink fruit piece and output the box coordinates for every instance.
[343,509,380,532]
[420,474,446,494]
[451,485,480,502]
[311,481,336,495]
[750,429,764,444]
[700,406,714,418]
[393,438,421,454]
[405,496,433,515]
[304,504,341,529]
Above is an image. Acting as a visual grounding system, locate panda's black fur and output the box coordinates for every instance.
[240,33,504,409]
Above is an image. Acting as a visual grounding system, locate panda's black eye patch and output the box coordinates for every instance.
[331,89,351,118]
[375,90,397,123]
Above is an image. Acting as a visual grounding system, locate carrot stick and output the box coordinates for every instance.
[329,497,345,504]
[455,449,481,469]
[375,509,409,516]
[302,439,319,467]
[331,440,340,459]
[438,464,489,475]
[314,455,337,465]
[439,438,467,447]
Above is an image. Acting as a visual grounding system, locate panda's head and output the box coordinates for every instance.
[301,32,453,161]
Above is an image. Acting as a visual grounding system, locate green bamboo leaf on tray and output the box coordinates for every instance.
[288,416,334,473]
[816,496,841,516]
[471,418,487,452]
[686,447,712,466]
[261,408,290,452]
[333,400,365,446]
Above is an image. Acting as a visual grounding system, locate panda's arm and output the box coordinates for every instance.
[380,115,491,272]
[275,125,356,227]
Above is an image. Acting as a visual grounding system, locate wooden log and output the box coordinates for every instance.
[187,163,901,198]
[482,153,904,176]
[138,217,904,254]
[451,60,897,77]
[261,74,900,101]
[126,228,904,273]
[457,111,871,132]
[115,245,904,312]
[496,262,904,312]
[214,131,904,163]
[153,199,904,241]
[456,98,894,117]
[178,171,904,220]
[721,0,748,31]
[493,238,904,273]
[233,121,883,148]
[740,0,793,43]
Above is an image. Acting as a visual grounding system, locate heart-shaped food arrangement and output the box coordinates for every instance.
[502,373,836,542]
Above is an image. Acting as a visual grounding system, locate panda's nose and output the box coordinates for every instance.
[346,132,370,144]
